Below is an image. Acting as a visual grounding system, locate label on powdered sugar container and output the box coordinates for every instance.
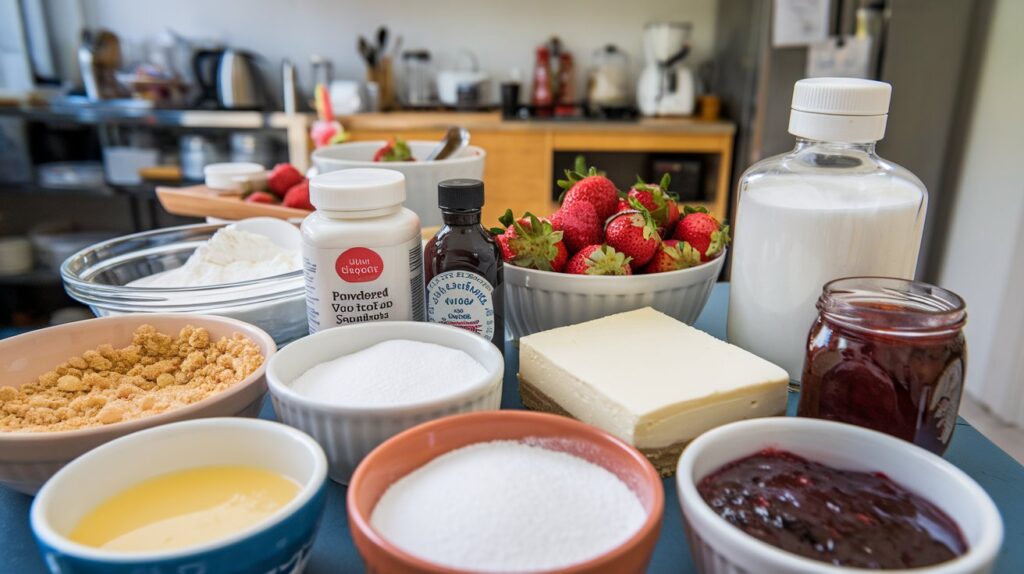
[425,270,495,341]
[304,236,424,333]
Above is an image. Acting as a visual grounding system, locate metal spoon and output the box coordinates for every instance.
[424,126,470,161]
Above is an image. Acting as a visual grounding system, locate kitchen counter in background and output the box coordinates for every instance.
[339,112,736,225]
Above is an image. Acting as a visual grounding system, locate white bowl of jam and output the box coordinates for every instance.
[676,417,1002,573]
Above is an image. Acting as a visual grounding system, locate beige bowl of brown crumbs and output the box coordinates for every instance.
[0,313,275,494]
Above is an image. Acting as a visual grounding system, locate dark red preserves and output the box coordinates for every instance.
[697,449,967,569]
[797,277,967,455]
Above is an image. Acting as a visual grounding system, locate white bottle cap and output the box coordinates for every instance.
[310,168,406,212]
[788,78,892,143]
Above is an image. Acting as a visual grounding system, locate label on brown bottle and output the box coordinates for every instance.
[425,270,495,340]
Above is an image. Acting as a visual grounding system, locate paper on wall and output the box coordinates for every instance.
[773,0,830,47]
[806,36,873,78]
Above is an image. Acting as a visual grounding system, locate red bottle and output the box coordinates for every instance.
[532,46,552,112]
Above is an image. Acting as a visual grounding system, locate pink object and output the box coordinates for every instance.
[311,120,342,149]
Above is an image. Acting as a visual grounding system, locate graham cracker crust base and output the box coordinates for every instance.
[518,375,689,477]
[520,375,788,477]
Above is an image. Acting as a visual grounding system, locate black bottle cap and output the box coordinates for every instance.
[438,178,484,210]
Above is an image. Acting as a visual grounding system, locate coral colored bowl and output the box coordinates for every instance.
[347,410,664,574]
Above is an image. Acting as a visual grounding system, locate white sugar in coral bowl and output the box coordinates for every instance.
[505,250,725,340]
[266,321,503,484]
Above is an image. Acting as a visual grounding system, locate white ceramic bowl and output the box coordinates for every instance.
[676,418,1003,574]
[311,141,486,228]
[266,321,504,484]
[505,250,725,340]
[31,418,328,574]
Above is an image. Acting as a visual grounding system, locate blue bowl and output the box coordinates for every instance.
[31,418,328,574]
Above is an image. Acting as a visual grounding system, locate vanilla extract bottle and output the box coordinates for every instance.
[424,179,504,350]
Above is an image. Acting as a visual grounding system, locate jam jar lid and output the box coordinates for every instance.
[817,276,966,336]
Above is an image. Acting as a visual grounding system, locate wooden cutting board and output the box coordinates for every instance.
[156,185,312,221]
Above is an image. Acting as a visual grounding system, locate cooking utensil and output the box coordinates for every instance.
[424,126,470,161]
[376,26,389,54]
[282,58,299,113]
[78,30,126,100]
[358,37,376,68]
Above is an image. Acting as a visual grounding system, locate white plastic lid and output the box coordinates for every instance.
[310,168,406,212]
[204,162,266,190]
[788,78,892,143]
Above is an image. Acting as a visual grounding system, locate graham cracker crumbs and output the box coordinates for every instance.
[0,325,264,432]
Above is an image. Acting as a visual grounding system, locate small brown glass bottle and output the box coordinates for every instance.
[424,179,504,350]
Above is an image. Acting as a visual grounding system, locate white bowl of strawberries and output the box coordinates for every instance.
[498,159,729,340]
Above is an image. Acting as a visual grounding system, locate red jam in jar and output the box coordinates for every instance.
[797,277,967,455]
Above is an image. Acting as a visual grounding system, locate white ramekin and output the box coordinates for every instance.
[676,417,1003,574]
[266,321,504,484]
[504,249,725,340]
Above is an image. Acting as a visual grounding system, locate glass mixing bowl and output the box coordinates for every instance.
[61,223,307,345]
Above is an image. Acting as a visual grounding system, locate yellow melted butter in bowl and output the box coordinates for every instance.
[70,465,300,552]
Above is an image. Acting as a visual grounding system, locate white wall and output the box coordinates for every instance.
[938,0,1024,425]
[78,0,717,102]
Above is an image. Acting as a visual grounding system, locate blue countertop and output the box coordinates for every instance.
[2,284,1022,572]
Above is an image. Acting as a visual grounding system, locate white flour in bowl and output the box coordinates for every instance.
[129,225,301,287]
[290,339,486,407]
[369,440,647,572]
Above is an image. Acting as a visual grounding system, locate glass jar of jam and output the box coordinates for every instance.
[797,277,966,455]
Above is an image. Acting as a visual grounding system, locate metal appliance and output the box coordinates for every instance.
[712,0,984,277]
[636,22,695,116]
[192,48,270,110]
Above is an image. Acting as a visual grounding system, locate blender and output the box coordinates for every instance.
[637,22,695,116]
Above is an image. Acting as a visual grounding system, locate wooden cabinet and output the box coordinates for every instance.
[342,113,734,227]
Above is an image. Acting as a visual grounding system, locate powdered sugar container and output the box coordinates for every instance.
[302,169,424,333]
[728,78,927,382]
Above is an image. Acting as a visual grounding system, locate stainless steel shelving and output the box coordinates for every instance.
[0,100,314,170]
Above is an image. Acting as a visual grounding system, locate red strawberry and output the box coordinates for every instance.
[672,207,731,261]
[372,137,414,162]
[492,210,568,272]
[557,156,619,220]
[628,173,679,234]
[267,163,304,197]
[641,239,701,273]
[615,198,630,214]
[282,179,313,210]
[664,199,680,234]
[604,208,660,269]
[566,244,632,275]
[550,201,602,254]
[244,190,278,204]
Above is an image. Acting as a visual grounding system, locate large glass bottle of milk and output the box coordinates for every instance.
[728,78,926,381]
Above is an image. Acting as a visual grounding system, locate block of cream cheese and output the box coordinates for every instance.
[518,307,789,475]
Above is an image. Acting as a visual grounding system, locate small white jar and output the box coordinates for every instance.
[302,169,424,333]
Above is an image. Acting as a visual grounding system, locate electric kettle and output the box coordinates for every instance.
[192,49,270,110]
